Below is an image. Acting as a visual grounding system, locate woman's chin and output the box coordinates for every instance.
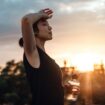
[46,37,53,41]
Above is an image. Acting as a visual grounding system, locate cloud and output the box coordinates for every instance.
[57,0,105,13]
[0,0,105,37]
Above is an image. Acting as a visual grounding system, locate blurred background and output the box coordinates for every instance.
[0,0,105,105]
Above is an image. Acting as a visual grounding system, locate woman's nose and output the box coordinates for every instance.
[48,26,52,30]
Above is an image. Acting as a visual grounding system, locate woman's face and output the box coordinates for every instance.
[36,20,52,41]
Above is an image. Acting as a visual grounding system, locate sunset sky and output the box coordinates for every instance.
[0,0,105,72]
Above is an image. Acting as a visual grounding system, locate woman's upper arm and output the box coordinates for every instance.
[21,17,36,54]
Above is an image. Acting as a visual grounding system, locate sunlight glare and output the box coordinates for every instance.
[72,52,102,72]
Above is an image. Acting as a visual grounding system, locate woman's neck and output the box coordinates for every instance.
[36,38,46,52]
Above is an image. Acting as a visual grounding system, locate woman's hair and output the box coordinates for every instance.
[19,37,23,47]
[33,18,46,35]
[19,18,46,47]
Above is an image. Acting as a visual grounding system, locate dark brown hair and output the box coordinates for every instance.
[19,37,23,47]
[33,18,47,35]
[19,18,47,47]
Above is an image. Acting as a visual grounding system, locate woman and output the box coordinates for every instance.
[19,8,64,105]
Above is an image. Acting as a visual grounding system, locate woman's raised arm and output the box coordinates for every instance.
[21,8,53,54]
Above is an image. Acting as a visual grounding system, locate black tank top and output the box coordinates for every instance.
[23,46,64,105]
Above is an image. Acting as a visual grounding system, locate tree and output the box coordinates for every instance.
[0,60,31,105]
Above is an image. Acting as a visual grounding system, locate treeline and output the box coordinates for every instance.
[0,60,31,105]
[0,60,105,105]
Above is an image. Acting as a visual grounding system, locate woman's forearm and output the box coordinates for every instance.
[22,12,43,25]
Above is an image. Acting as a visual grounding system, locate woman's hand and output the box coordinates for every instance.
[64,82,73,93]
[39,8,53,19]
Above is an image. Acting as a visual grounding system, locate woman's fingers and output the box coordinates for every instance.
[39,8,53,18]
[42,8,53,12]
[42,8,53,13]
[46,11,53,15]
[43,9,53,15]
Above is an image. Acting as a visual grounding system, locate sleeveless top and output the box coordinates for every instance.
[23,46,64,105]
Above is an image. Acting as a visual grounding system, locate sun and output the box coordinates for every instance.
[72,52,102,72]
[54,52,103,72]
